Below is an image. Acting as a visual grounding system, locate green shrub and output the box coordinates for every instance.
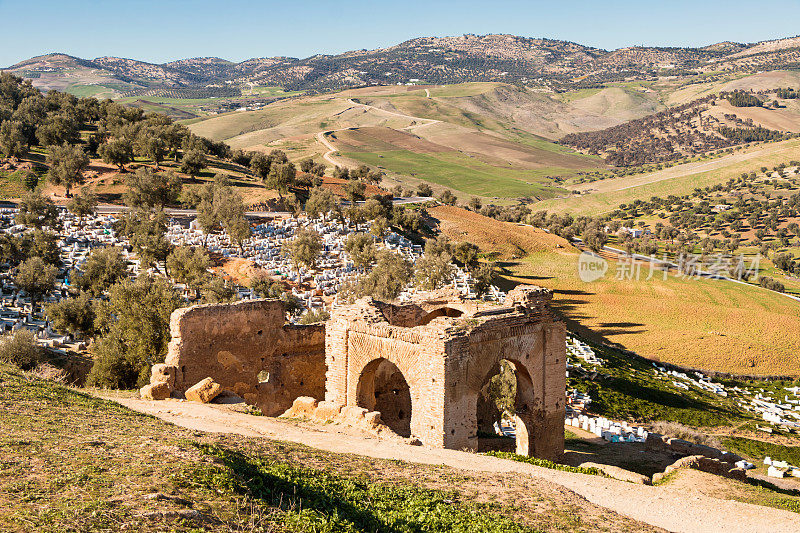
[87,276,181,389]
[0,329,46,370]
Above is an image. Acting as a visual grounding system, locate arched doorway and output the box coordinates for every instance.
[356,358,412,437]
[475,359,536,455]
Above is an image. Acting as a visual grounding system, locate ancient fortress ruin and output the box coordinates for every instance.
[148,285,566,460]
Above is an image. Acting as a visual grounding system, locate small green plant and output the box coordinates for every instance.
[483,451,608,477]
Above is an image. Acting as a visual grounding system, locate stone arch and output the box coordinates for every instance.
[356,358,412,437]
[416,307,463,326]
[473,358,538,456]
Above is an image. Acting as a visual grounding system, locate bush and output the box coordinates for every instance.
[0,329,46,370]
[759,276,785,293]
[649,421,721,448]
[297,308,330,324]
[86,276,181,389]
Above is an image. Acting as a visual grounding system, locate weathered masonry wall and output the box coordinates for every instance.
[165,299,325,416]
[324,286,566,460]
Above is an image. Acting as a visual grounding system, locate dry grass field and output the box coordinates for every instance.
[428,207,800,376]
[505,249,800,376]
[536,138,800,215]
[429,205,569,259]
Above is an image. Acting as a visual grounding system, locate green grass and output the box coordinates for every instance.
[341,149,572,198]
[243,86,304,98]
[188,444,535,532]
[722,436,800,465]
[483,451,608,477]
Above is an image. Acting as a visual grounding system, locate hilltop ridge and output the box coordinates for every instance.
[7,33,800,97]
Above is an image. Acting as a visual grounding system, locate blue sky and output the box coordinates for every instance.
[1,0,799,66]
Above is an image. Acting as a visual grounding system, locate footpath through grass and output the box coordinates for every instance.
[0,362,653,532]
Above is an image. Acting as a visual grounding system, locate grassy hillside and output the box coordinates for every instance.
[188,83,609,199]
[0,363,654,532]
[537,138,800,216]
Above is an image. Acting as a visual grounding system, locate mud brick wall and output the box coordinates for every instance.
[165,299,325,416]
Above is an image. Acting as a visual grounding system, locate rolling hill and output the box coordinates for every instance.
[7,33,800,97]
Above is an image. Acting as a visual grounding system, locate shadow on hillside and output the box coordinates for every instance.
[199,445,433,532]
[209,160,251,174]
[95,192,122,203]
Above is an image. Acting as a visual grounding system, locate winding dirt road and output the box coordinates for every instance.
[111,397,800,533]
[314,98,440,167]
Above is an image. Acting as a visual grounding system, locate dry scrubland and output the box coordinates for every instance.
[431,207,800,376]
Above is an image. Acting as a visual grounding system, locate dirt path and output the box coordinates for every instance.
[314,98,441,167]
[110,397,800,533]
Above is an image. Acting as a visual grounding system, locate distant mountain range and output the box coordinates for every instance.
[5,34,800,97]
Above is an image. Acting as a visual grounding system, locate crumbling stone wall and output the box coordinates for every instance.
[324,286,566,461]
[165,299,325,415]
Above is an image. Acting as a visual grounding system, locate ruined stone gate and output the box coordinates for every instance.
[324,286,566,460]
[157,285,565,461]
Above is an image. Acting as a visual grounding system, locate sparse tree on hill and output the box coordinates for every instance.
[417,183,433,197]
[265,162,296,199]
[47,143,89,197]
[115,209,172,272]
[453,241,480,271]
[180,149,207,176]
[344,180,366,203]
[123,167,182,209]
[98,138,134,172]
[135,126,168,168]
[36,114,79,147]
[472,262,497,297]
[332,166,349,180]
[370,216,389,239]
[414,250,454,291]
[468,197,482,211]
[285,229,322,270]
[249,152,272,180]
[16,190,59,229]
[437,189,457,206]
[299,158,315,173]
[66,186,98,226]
[15,256,57,311]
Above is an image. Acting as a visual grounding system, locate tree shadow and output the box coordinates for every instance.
[199,445,463,532]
